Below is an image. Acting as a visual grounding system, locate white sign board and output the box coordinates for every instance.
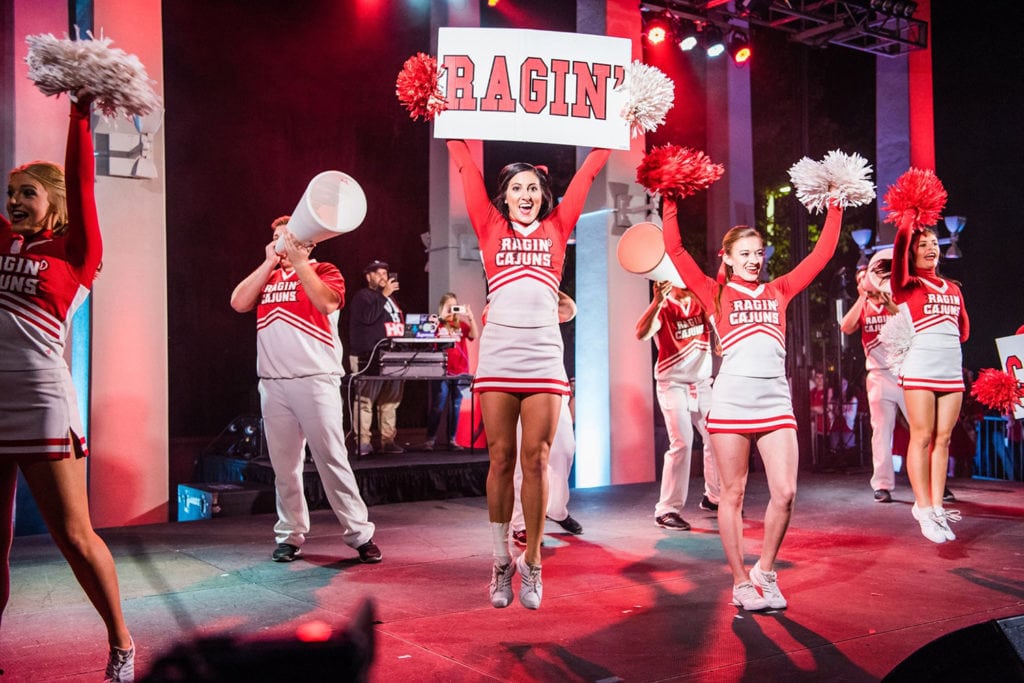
[433,27,632,150]
[995,334,1024,420]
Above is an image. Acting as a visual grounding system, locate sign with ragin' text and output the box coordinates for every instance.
[434,27,631,149]
[995,334,1024,420]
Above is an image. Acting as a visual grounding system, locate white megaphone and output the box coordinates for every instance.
[616,221,685,288]
[276,171,367,253]
[865,247,893,294]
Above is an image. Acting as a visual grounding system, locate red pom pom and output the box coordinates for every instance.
[971,368,1024,414]
[395,53,447,122]
[636,145,724,199]
[882,168,947,231]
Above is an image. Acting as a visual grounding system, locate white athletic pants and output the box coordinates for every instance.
[512,395,574,529]
[259,375,375,549]
[654,378,719,517]
[866,367,907,492]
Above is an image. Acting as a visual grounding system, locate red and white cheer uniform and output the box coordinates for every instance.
[256,262,374,550]
[662,198,842,434]
[447,140,610,395]
[649,294,719,514]
[0,104,96,461]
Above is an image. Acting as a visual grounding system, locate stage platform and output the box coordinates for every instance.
[5,472,1024,680]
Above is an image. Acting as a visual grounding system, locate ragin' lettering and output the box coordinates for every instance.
[443,55,624,121]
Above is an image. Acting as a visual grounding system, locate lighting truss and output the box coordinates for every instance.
[640,1,928,57]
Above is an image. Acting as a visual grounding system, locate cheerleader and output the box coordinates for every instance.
[886,169,968,543]
[1,94,134,679]
[447,140,610,610]
[660,191,843,609]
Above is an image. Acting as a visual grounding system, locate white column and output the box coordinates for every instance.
[89,0,169,526]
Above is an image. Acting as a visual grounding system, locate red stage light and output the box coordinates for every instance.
[647,25,668,45]
[728,31,752,65]
[295,620,333,643]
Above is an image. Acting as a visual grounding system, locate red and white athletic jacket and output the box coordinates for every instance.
[652,294,712,383]
[0,105,100,373]
[447,140,610,328]
[661,198,843,379]
[256,262,347,379]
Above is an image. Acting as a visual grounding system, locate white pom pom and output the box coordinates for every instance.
[879,309,913,375]
[617,61,674,137]
[821,150,875,208]
[26,30,161,118]
[788,150,875,214]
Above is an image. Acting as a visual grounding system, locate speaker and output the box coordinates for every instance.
[884,614,1024,681]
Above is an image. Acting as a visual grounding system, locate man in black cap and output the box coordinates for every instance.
[348,261,405,455]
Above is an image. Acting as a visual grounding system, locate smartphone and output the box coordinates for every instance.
[389,271,399,283]
[450,305,466,314]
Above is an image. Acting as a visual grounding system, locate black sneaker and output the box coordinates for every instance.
[512,529,527,547]
[548,514,583,535]
[943,487,956,503]
[357,539,382,563]
[699,495,719,512]
[272,543,301,562]
[655,513,691,530]
[873,489,893,503]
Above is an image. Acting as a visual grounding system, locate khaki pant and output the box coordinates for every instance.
[349,356,404,446]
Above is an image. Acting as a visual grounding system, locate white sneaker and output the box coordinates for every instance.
[912,503,946,543]
[104,639,135,682]
[749,563,787,609]
[732,581,769,611]
[515,554,543,610]
[932,507,961,541]
[489,560,516,608]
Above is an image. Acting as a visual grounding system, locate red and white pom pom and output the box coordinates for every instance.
[395,53,447,122]
[618,61,674,138]
[788,150,875,214]
[971,368,1024,414]
[882,167,947,231]
[25,30,161,118]
[878,309,913,374]
[636,145,724,199]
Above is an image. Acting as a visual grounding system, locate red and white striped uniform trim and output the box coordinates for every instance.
[257,307,334,347]
[899,376,965,392]
[718,323,785,352]
[472,375,570,395]
[707,414,797,434]
[487,266,560,295]
[0,291,65,339]
[656,339,712,376]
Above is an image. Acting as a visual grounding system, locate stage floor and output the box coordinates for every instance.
[4,471,1023,681]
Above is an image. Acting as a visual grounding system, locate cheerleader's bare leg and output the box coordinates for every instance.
[903,389,939,508]
[755,428,799,571]
[0,460,16,624]
[19,454,131,649]
[929,391,963,505]
[481,392,521,526]
[517,393,558,566]
[710,432,752,584]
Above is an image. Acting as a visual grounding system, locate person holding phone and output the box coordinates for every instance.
[348,260,405,455]
[422,292,478,451]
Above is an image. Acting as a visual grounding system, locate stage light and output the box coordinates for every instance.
[487,0,499,6]
[703,24,725,58]
[643,12,675,47]
[677,21,699,51]
[728,31,752,64]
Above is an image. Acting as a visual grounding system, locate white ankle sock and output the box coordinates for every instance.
[491,522,511,565]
